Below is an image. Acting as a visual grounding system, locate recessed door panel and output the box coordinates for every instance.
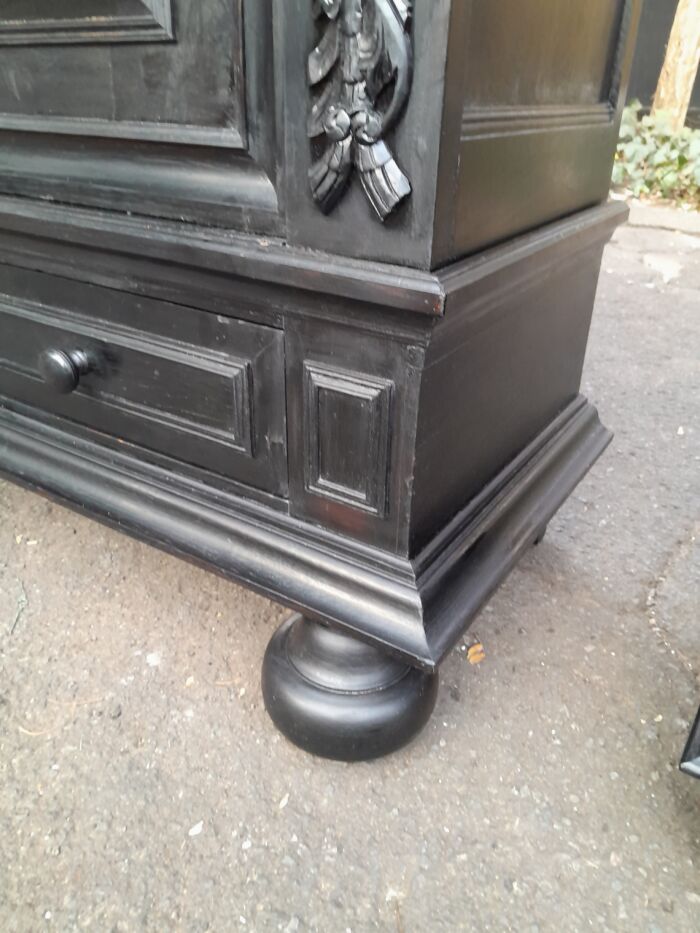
[0,0,280,231]
[0,0,244,144]
[0,1,174,46]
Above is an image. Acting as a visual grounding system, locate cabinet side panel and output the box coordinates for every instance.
[433,0,641,265]
[463,0,625,108]
[410,240,607,554]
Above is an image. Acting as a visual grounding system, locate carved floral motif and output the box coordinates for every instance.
[308,0,413,221]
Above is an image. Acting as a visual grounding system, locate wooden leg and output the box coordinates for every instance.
[261,614,439,761]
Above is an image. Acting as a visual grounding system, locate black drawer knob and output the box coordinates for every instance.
[38,348,95,395]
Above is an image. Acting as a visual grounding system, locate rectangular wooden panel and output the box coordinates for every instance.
[303,363,392,517]
[410,217,612,553]
[0,0,280,230]
[0,309,255,457]
[286,314,425,554]
[463,0,625,110]
[0,1,174,45]
[432,0,640,263]
[0,264,288,495]
[0,0,243,142]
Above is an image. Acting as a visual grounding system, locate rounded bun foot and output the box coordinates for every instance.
[262,614,439,761]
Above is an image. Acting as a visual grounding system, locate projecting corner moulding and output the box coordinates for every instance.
[308,0,413,221]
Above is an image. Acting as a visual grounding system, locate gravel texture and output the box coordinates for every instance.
[1,210,699,932]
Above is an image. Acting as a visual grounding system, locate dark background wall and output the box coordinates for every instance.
[628,0,700,126]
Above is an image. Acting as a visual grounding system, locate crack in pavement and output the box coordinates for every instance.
[645,523,699,677]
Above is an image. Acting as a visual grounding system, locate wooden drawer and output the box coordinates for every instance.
[0,265,287,495]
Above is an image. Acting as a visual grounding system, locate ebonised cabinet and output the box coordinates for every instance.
[0,1,641,760]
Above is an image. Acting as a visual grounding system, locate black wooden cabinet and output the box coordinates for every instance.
[0,1,641,760]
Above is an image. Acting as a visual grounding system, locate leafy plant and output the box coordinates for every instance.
[613,100,700,207]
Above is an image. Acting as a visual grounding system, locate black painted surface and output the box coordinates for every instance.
[286,310,424,554]
[0,0,278,230]
[0,389,612,672]
[411,234,608,552]
[465,1,624,107]
[0,1,239,127]
[444,0,638,262]
[0,263,288,495]
[0,1,174,45]
[285,0,641,267]
[0,1,640,267]
[262,615,439,762]
[0,6,638,755]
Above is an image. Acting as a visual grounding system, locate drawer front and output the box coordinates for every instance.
[0,265,287,495]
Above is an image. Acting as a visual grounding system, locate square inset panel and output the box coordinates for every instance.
[303,363,393,517]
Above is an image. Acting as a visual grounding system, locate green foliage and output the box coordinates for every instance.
[613,100,700,207]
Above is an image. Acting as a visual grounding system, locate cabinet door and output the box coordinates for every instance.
[0,0,279,230]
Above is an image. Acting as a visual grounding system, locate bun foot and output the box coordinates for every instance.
[262,614,439,761]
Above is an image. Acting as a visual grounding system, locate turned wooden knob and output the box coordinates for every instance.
[38,348,95,394]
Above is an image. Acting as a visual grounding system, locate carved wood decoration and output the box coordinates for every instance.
[308,0,413,221]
